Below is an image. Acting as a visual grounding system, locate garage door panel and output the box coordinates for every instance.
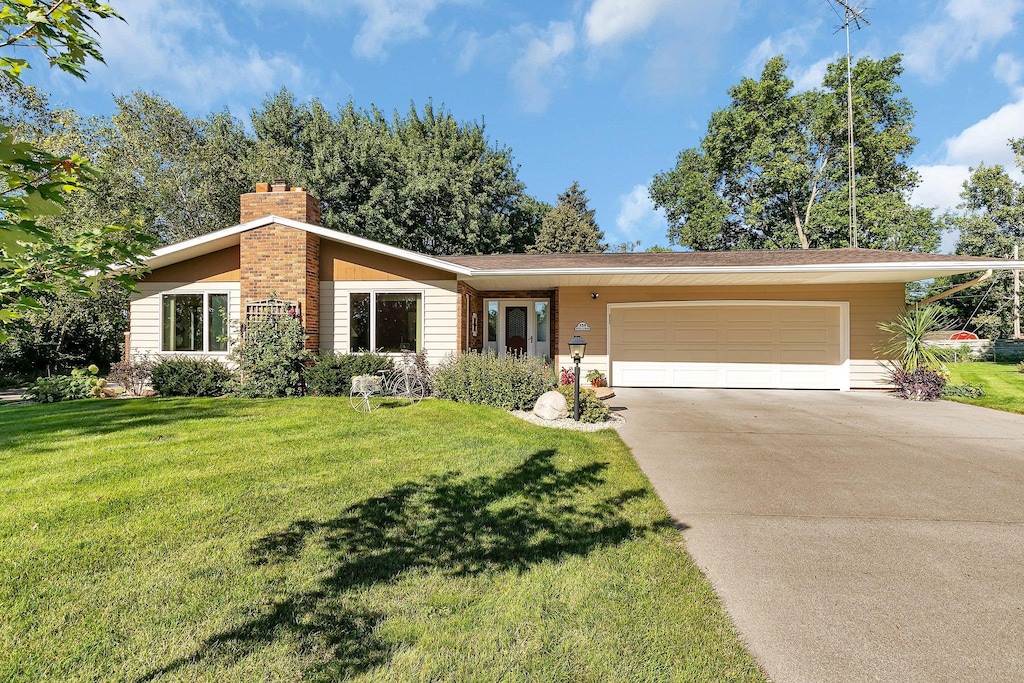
[621,308,668,324]
[610,303,845,390]
[780,307,833,323]
[725,327,774,344]
[669,327,719,343]
[724,307,773,323]
[723,348,774,363]
[671,347,720,363]
[780,327,831,344]
[669,308,718,324]
[778,348,833,364]
[619,327,668,344]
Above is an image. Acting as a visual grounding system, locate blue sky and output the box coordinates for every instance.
[26,0,1024,252]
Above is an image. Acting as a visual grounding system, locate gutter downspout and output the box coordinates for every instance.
[909,269,993,309]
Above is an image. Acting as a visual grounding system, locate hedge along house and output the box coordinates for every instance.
[129,182,1024,391]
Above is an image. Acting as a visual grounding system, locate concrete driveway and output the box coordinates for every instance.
[613,388,1024,683]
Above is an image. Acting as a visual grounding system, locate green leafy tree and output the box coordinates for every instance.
[0,0,151,341]
[96,92,256,244]
[250,91,542,255]
[0,83,135,376]
[650,54,940,252]
[929,140,1024,337]
[529,182,606,254]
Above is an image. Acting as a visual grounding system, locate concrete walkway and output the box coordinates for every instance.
[613,388,1024,683]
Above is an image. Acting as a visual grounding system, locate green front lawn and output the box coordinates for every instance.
[0,398,763,682]
[945,362,1024,414]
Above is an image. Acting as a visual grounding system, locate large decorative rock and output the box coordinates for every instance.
[533,390,569,420]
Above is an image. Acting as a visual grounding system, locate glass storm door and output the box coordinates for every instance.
[505,306,528,356]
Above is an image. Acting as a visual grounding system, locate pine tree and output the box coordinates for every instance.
[529,182,606,253]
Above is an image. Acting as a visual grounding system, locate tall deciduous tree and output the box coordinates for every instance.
[650,54,940,252]
[0,0,151,340]
[529,182,606,254]
[96,92,256,244]
[249,91,543,255]
[930,139,1024,338]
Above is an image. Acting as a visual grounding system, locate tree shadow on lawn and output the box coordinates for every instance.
[0,399,247,454]
[139,449,663,681]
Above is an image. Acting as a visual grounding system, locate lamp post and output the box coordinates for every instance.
[568,335,587,421]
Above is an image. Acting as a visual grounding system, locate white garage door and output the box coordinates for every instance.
[610,303,846,390]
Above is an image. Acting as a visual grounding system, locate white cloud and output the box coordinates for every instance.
[239,0,466,61]
[347,0,447,61]
[993,52,1024,89]
[902,0,1024,82]
[509,22,576,114]
[911,164,971,214]
[911,79,1024,252]
[792,55,837,92]
[583,0,674,46]
[94,0,308,110]
[944,97,1024,167]
[613,183,667,245]
[742,26,814,76]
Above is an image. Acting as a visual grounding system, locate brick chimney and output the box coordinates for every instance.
[239,181,321,350]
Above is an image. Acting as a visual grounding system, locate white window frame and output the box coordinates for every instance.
[160,291,231,355]
[349,290,424,354]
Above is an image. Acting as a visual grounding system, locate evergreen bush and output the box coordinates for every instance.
[306,352,394,396]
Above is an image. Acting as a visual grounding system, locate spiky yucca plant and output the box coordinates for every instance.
[877,305,952,372]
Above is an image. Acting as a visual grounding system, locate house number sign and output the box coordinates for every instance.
[574,322,591,332]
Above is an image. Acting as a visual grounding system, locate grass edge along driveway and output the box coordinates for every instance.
[0,397,764,682]
[946,361,1024,415]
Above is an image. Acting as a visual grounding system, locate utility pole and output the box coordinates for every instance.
[829,0,870,248]
[1014,242,1021,339]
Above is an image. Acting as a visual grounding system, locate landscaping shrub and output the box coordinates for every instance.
[877,306,951,372]
[231,313,310,398]
[556,383,612,423]
[1018,360,1024,374]
[306,352,394,396]
[559,367,574,386]
[150,357,234,397]
[25,365,106,403]
[433,350,552,410]
[942,382,986,399]
[401,349,433,394]
[889,367,947,401]
[108,354,158,396]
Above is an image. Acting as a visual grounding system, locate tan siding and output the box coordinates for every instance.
[556,284,904,388]
[320,280,457,363]
[144,247,240,283]
[130,282,241,357]
[320,241,456,282]
[850,360,890,389]
[559,284,904,358]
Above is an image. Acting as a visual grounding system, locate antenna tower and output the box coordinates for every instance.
[828,0,869,248]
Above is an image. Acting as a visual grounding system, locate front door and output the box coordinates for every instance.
[505,306,528,356]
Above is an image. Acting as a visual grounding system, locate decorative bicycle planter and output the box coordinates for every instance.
[349,369,426,412]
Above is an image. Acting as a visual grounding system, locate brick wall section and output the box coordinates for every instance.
[457,284,558,356]
[240,186,321,225]
[239,182,321,350]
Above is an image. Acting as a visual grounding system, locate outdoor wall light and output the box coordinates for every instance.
[568,335,587,420]
[591,292,599,299]
[568,336,587,361]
